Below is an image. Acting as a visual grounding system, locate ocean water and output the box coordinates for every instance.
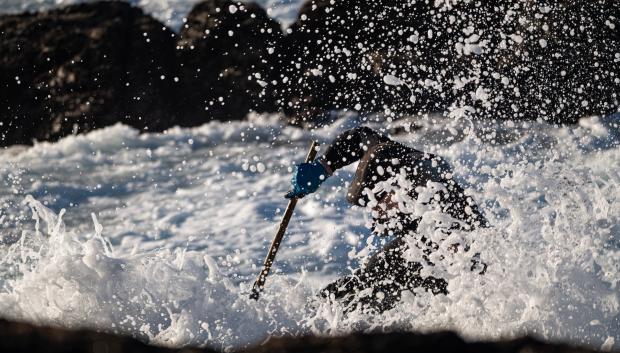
[2,0,619,350]
[0,0,304,29]
[0,111,618,350]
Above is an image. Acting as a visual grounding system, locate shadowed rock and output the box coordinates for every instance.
[0,1,181,146]
[0,318,204,353]
[251,331,608,353]
[176,0,283,122]
[270,0,619,125]
[0,318,610,353]
[0,0,618,146]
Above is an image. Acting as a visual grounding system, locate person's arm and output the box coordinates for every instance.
[285,126,391,199]
[320,126,391,174]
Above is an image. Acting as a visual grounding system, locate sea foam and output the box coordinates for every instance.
[0,113,618,350]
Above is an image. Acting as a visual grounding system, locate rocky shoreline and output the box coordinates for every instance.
[0,318,612,353]
[1,0,618,146]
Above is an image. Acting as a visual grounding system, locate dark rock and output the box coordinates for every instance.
[0,318,205,353]
[176,0,283,122]
[0,318,609,353]
[271,0,442,125]
[252,331,604,353]
[1,0,617,146]
[490,0,620,124]
[269,0,619,125]
[0,1,181,146]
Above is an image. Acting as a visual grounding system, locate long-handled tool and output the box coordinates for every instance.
[250,140,319,300]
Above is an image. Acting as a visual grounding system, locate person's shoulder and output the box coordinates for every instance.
[349,126,382,136]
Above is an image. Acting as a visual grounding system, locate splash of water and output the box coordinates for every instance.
[0,113,618,350]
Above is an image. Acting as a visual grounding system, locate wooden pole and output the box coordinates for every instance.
[250,140,319,300]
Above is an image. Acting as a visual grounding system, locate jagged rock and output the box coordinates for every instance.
[270,0,619,125]
[0,1,181,146]
[176,0,283,122]
[0,0,617,146]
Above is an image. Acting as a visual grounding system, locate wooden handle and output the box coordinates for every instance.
[250,141,319,300]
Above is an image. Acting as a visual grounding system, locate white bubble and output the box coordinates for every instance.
[256,163,266,173]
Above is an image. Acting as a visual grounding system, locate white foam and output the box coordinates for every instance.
[0,112,619,350]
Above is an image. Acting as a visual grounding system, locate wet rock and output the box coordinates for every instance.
[1,0,617,146]
[270,0,434,125]
[270,0,619,125]
[0,318,608,353]
[251,331,604,353]
[0,318,204,353]
[176,0,283,122]
[0,1,181,146]
[489,0,620,124]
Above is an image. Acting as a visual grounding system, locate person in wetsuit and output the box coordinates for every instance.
[285,126,487,313]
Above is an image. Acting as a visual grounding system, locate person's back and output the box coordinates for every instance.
[285,126,487,312]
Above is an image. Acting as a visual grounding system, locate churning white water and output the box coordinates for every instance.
[0,112,618,350]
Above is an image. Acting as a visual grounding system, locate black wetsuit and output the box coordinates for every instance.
[319,126,487,312]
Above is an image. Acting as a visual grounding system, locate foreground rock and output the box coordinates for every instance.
[0,1,181,146]
[0,318,610,353]
[0,319,203,353]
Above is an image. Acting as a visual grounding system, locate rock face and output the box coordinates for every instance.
[271,0,620,125]
[251,332,605,353]
[0,0,618,146]
[0,318,607,353]
[271,0,440,124]
[176,0,282,122]
[0,318,205,353]
[0,1,181,146]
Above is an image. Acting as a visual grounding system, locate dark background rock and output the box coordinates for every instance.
[176,0,283,122]
[269,0,619,125]
[497,0,620,123]
[0,318,610,353]
[270,0,443,125]
[0,0,618,146]
[0,1,182,146]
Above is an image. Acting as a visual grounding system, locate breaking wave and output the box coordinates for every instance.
[0,113,619,350]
